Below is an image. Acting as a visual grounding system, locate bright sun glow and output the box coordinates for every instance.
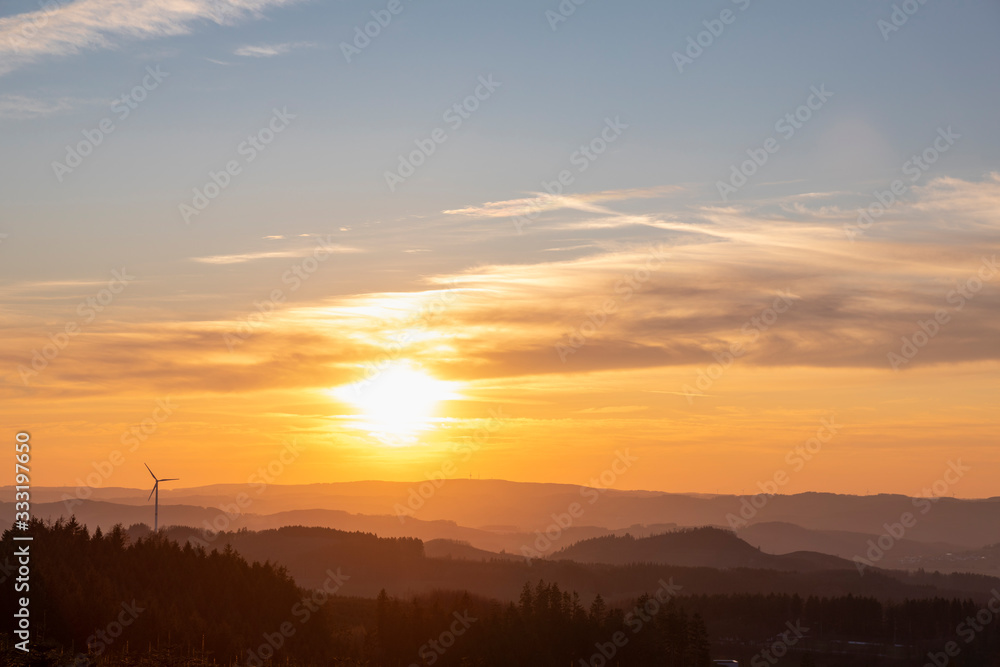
[331,363,460,444]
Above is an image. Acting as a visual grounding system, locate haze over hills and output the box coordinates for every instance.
[0,499,678,557]
[5,479,998,546]
[739,522,1000,579]
[154,524,1000,606]
[549,527,855,572]
[738,521,970,564]
[9,520,1000,667]
[5,479,1000,578]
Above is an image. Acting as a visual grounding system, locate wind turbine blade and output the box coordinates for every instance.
[144,462,157,480]
[147,483,157,501]
[159,478,179,482]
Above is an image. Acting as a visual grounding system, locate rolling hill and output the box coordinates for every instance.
[7,481,997,548]
[550,527,854,571]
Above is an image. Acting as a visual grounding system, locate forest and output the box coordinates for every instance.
[2,519,999,666]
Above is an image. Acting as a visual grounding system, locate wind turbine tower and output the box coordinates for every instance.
[145,463,179,532]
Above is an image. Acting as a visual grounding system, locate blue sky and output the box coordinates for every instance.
[2,0,998,288]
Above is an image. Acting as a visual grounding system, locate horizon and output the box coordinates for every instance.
[3,477,990,501]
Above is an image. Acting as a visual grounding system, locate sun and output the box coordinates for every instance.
[332,362,460,444]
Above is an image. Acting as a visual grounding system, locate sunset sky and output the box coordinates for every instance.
[2,0,998,497]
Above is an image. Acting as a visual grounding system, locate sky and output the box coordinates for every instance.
[2,0,999,497]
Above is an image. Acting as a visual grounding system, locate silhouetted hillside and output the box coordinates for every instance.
[424,539,520,561]
[0,518,333,665]
[3,499,658,557]
[741,521,1000,577]
[159,524,1000,606]
[7,481,998,550]
[550,527,853,571]
[0,519,715,666]
[6,520,1000,666]
[175,524,425,588]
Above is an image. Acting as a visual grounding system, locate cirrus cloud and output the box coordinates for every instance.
[0,0,305,76]
[233,41,317,57]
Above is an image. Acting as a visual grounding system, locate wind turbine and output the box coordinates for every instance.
[145,463,178,532]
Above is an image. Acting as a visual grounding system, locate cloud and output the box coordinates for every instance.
[3,174,998,398]
[442,185,686,219]
[0,94,79,119]
[0,0,305,76]
[910,172,1000,224]
[233,41,316,57]
[416,175,1000,377]
[191,245,363,264]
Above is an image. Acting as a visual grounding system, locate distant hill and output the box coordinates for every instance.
[145,524,1000,607]
[7,520,998,667]
[6,481,997,549]
[740,521,954,562]
[0,499,678,558]
[738,522,1000,577]
[423,538,520,561]
[550,527,854,571]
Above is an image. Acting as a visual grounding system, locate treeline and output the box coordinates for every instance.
[4,520,1000,666]
[1,518,333,665]
[0,520,712,666]
[687,592,1000,664]
[172,524,426,588]
[365,581,712,667]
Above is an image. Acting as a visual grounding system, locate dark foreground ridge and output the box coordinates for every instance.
[3,519,1000,666]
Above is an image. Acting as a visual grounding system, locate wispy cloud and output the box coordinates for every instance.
[0,94,79,119]
[191,245,362,264]
[233,41,316,57]
[0,0,305,76]
[443,185,686,219]
[4,175,998,397]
